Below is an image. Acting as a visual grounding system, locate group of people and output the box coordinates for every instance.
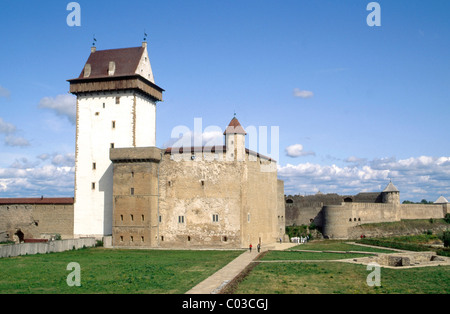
[248,243,261,253]
[290,235,309,244]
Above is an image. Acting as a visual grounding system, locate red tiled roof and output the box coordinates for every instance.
[77,47,145,79]
[0,198,74,205]
[223,117,247,135]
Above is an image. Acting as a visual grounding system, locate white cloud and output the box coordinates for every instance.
[0,85,11,98]
[279,155,450,201]
[4,135,30,147]
[38,94,77,125]
[0,152,75,197]
[0,117,16,134]
[51,153,75,167]
[0,117,30,147]
[293,88,314,99]
[285,144,315,157]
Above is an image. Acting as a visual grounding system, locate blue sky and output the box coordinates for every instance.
[0,0,449,201]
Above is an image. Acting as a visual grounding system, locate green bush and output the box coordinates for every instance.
[444,214,450,224]
[443,231,450,248]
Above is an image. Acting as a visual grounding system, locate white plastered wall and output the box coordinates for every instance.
[74,91,155,238]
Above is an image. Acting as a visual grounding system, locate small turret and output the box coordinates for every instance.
[382,181,400,205]
[224,116,246,161]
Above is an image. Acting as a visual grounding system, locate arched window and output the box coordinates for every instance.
[286,199,294,204]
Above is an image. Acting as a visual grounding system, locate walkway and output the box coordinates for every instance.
[185,242,297,294]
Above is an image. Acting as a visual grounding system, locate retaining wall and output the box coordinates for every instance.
[0,238,97,258]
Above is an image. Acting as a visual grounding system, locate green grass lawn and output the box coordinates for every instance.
[233,240,450,294]
[0,248,242,294]
[235,260,450,294]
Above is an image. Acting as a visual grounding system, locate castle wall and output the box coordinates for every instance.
[322,204,352,239]
[0,204,73,242]
[158,152,244,248]
[400,204,445,220]
[277,180,286,240]
[322,203,400,239]
[285,202,323,227]
[74,91,158,239]
[242,158,280,247]
[110,146,284,249]
[110,147,161,248]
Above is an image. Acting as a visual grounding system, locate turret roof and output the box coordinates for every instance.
[383,182,399,192]
[434,196,449,204]
[223,117,247,135]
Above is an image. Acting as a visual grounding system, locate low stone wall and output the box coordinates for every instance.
[0,238,97,258]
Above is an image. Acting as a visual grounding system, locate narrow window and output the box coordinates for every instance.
[120,215,123,221]
[161,236,164,242]
[187,236,191,242]
[103,103,105,108]
[168,180,172,187]
[223,236,227,242]
[159,215,162,223]
[130,214,134,221]
[178,216,184,223]
[92,162,96,170]
[130,236,134,242]
[111,143,115,149]
[131,171,134,178]
[141,215,145,222]
[116,97,120,104]
[120,236,123,242]
[95,112,99,116]
[141,236,144,242]
[247,213,251,223]
[212,214,219,222]
[91,182,95,190]
[130,188,134,195]
[201,180,205,187]
[112,121,116,129]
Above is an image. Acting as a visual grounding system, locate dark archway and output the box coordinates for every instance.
[15,229,24,243]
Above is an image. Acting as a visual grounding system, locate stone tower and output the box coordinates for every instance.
[224,117,246,161]
[68,42,164,238]
[382,181,400,206]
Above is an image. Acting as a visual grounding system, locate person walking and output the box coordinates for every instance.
[257,243,261,253]
[249,244,252,252]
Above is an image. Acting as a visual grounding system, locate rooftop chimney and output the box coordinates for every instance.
[83,64,91,78]
[142,42,147,49]
[91,46,96,53]
[108,61,116,76]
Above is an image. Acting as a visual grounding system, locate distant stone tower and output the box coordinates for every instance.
[381,181,400,206]
[68,42,164,238]
[224,116,246,161]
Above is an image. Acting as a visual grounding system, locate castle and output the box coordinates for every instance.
[0,43,448,245]
[0,42,285,248]
[286,182,449,239]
